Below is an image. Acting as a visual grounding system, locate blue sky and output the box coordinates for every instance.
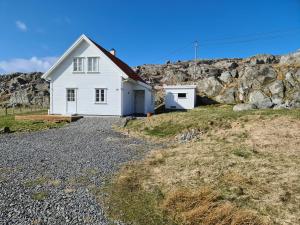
[0,0,300,73]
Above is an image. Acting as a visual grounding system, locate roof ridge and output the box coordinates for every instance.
[87,37,146,84]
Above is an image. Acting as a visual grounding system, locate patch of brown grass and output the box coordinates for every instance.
[162,188,265,225]
[107,108,300,225]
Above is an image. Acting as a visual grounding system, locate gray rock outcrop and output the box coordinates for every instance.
[135,50,300,109]
[0,72,49,107]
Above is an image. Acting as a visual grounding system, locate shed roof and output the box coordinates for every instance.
[163,85,197,89]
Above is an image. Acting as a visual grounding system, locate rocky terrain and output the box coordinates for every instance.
[136,49,300,110]
[0,72,49,107]
[1,50,300,110]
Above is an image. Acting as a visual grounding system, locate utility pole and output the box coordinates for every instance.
[194,40,199,75]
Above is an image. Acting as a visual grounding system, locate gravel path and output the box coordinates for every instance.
[0,117,156,225]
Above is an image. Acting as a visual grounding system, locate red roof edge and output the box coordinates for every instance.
[87,37,146,84]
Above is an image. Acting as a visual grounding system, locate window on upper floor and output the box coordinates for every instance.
[95,88,107,103]
[73,57,84,72]
[88,57,99,72]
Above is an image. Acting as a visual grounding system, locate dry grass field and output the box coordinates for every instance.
[103,106,300,225]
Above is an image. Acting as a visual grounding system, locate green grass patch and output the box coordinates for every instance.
[24,176,49,187]
[126,105,300,138]
[31,191,49,201]
[101,168,176,225]
[0,110,66,133]
[144,121,187,137]
[232,147,253,159]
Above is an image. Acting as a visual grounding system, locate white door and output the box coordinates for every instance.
[66,89,77,115]
[166,93,178,109]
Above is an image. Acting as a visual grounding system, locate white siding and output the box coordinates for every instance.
[122,81,134,115]
[50,40,122,115]
[165,87,196,110]
[122,81,154,115]
[145,88,154,113]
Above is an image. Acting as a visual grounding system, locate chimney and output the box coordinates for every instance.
[110,48,116,56]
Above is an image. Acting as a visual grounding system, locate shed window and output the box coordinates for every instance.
[73,57,84,72]
[178,93,187,98]
[88,57,99,72]
[95,89,107,103]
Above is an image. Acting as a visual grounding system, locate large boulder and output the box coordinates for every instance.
[9,90,31,105]
[197,77,223,97]
[239,65,277,89]
[285,72,297,87]
[219,71,233,83]
[215,88,236,104]
[268,80,284,98]
[248,90,273,109]
[233,103,256,112]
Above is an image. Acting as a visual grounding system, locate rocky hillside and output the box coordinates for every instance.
[136,50,300,109]
[0,72,49,107]
[0,50,300,109]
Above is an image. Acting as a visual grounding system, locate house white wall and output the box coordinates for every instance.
[122,80,134,115]
[164,86,196,110]
[50,40,122,115]
[122,80,154,115]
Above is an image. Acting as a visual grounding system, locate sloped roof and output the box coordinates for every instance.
[88,37,145,83]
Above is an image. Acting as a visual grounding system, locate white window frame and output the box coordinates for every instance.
[95,88,107,104]
[87,57,100,73]
[73,57,84,72]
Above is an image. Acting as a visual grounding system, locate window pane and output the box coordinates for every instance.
[95,89,99,102]
[93,58,97,71]
[100,89,105,102]
[67,89,75,101]
[178,93,186,98]
[78,58,82,71]
[73,59,77,71]
[88,58,92,72]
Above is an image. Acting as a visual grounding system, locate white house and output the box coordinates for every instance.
[42,34,154,116]
[164,85,197,110]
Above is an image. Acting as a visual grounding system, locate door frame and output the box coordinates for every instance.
[134,90,145,115]
[66,88,78,115]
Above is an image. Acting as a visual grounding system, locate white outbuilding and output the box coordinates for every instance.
[164,85,197,110]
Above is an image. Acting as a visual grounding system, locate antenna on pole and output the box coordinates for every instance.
[194,40,199,74]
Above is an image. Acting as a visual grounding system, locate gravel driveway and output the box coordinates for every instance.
[0,117,155,225]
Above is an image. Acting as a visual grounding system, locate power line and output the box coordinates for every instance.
[151,27,300,64]
[200,27,300,45]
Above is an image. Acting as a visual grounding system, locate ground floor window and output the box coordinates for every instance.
[67,89,75,101]
[95,88,107,103]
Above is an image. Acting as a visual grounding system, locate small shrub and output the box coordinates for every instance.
[233,148,251,158]
[145,121,186,137]
[32,191,48,201]
[24,177,48,187]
